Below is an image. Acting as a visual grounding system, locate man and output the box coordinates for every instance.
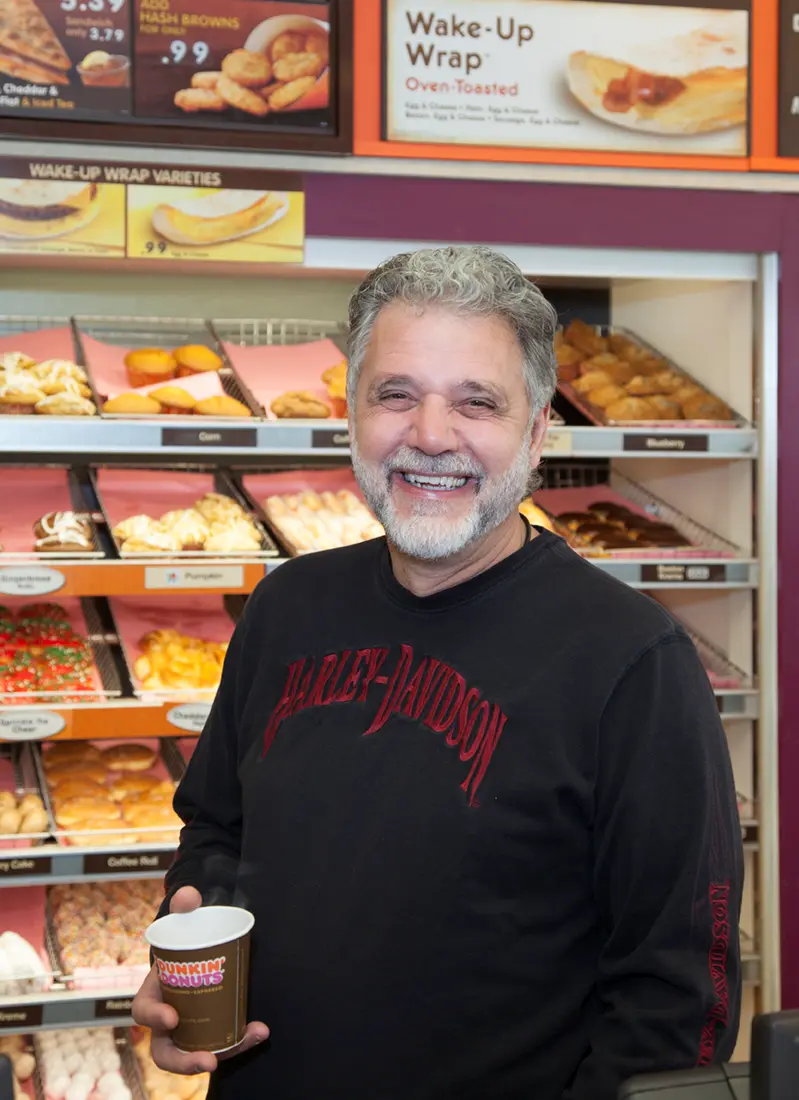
[134,246,743,1099]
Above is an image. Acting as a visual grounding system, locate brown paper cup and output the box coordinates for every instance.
[145,906,254,1054]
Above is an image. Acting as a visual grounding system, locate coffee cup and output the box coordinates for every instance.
[145,905,254,1054]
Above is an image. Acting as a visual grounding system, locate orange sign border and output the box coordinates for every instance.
[353,0,785,172]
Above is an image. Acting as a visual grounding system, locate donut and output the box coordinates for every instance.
[101,743,157,772]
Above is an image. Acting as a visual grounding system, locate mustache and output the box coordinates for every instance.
[383,446,484,479]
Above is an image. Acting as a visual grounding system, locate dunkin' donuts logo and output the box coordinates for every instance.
[156,957,226,988]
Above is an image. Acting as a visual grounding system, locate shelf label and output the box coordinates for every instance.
[161,428,257,448]
[542,431,573,455]
[311,429,350,449]
[167,702,212,733]
[84,850,174,875]
[0,1005,43,1031]
[0,711,65,741]
[641,564,728,584]
[145,565,244,590]
[0,566,65,596]
[0,855,51,878]
[623,434,709,453]
[95,998,134,1020]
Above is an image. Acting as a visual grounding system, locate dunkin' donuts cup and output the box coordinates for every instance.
[145,906,254,1054]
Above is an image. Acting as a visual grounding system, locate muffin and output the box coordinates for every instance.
[148,385,197,415]
[173,344,223,377]
[124,348,176,387]
[103,393,163,415]
[195,395,252,418]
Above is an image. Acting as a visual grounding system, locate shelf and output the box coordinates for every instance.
[0,843,175,887]
[0,418,758,460]
[0,559,272,597]
[0,988,135,1034]
[3,136,799,196]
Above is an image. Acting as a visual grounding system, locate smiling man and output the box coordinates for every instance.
[134,246,743,1100]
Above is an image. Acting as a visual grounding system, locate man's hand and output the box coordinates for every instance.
[132,886,269,1075]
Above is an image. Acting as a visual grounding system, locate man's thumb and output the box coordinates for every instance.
[169,886,202,913]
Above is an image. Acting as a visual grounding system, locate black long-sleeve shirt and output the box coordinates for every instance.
[163,527,743,1100]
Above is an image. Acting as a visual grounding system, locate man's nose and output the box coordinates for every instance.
[408,394,457,455]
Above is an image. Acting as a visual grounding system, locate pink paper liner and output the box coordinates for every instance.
[80,333,225,403]
[69,961,150,993]
[0,326,76,361]
[96,468,217,533]
[0,469,83,555]
[108,596,233,695]
[0,597,104,696]
[221,338,344,418]
[533,486,735,559]
[43,737,174,848]
[0,884,52,989]
[177,737,199,765]
[241,468,365,505]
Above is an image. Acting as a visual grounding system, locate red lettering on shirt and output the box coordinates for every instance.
[261,644,507,806]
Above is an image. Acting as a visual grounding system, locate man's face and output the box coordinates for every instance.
[351,302,548,561]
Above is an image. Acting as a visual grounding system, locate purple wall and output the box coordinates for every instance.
[306,170,799,1007]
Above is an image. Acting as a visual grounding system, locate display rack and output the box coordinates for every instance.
[0,238,778,1070]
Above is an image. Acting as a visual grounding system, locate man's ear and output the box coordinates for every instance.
[529,406,550,467]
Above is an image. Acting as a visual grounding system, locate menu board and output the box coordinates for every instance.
[383,0,750,157]
[0,156,303,263]
[134,0,332,134]
[0,0,340,140]
[779,0,799,156]
[0,0,132,119]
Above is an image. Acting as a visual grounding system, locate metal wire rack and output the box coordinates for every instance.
[0,315,103,416]
[211,316,347,350]
[0,599,122,704]
[610,471,742,558]
[0,742,55,850]
[556,324,749,429]
[0,466,104,561]
[90,464,279,559]
[72,316,261,419]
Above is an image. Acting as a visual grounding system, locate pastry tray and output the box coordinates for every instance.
[106,594,234,701]
[91,465,279,559]
[0,466,105,561]
[556,325,749,430]
[73,315,263,420]
[45,891,151,992]
[0,742,56,851]
[535,471,742,560]
[210,315,348,420]
[236,468,377,558]
[32,1029,137,1094]
[0,598,122,703]
[0,314,104,417]
[33,737,184,851]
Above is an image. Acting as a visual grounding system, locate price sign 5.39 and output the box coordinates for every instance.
[0,0,132,121]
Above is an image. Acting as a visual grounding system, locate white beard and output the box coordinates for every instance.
[351,437,534,562]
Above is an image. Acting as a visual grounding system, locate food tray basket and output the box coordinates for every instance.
[33,737,183,851]
[73,315,262,420]
[0,314,104,416]
[0,742,55,851]
[0,598,122,703]
[210,316,347,419]
[690,631,751,692]
[106,594,233,702]
[536,471,742,561]
[0,465,104,561]
[91,465,279,559]
[46,891,151,992]
[556,324,749,430]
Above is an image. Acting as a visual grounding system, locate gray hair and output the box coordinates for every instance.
[346,245,558,414]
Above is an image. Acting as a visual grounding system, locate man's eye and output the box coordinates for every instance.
[464,398,494,410]
[381,391,411,402]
